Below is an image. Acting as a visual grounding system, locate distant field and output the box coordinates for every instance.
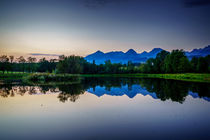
[0,72,210,83]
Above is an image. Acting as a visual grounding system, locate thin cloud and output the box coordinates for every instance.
[29,53,60,56]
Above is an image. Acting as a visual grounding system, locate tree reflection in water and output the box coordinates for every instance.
[57,84,85,103]
[0,77,209,103]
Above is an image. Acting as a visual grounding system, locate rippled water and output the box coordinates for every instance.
[0,77,210,140]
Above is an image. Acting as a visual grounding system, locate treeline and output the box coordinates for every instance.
[141,50,210,73]
[0,56,57,73]
[0,50,209,74]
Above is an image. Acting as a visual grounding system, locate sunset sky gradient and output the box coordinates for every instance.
[0,0,209,57]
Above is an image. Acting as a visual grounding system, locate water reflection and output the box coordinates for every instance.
[0,77,210,103]
[57,84,85,102]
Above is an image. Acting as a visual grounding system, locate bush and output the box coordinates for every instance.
[25,73,80,82]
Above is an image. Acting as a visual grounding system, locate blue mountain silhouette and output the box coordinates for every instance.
[85,48,163,64]
[185,45,210,59]
[85,46,210,64]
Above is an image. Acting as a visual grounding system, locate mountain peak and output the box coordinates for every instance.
[126,49,137,54]
[203,45,210,50]
[150,48,163,53]
[188,45,210,57]
[94,50,104,54]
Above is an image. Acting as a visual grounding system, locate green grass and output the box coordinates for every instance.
[81,73,210,83]
[0,72,29,80]
[0,72,210,83]
[24,73,80,82]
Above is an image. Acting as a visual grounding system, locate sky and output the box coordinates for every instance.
[0,0,210,57]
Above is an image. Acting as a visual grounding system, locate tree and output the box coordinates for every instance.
[0,55,9,63]
[39,57,46,63]
[155,50,169,73]
[9,56,14,63]
[37,58,56,73]
[204,55,210,72]
[197,57,208,73]
[16,56,26,72]
[144,58,155,73]
[141,51,170,73]
[127,61,134,73]
[57,55,84,74]
[104,60,112,73]
[178,57,191,73]
[16,56,26,63]
[27,57,37,72]
[59,55,65,61]
[50,59,57,63]
[163,50,188,73]
[27,57,37,63]
[190,57,199,72]
[163,55,172,73]
[0,55,9,73]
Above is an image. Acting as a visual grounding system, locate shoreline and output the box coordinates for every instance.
[0,73,210,83]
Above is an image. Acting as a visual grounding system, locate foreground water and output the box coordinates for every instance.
[0,77,210,140]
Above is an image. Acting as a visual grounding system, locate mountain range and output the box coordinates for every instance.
[85,45,210,64]
[185,45,210,59]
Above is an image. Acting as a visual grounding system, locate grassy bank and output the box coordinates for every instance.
[82,73,210,83]
[0,72,210,83]
[0,72,29,80]
[23,73,81,85]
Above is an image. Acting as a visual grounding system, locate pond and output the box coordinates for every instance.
[0,77,210,140]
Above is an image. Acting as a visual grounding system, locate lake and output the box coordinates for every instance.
[0,77,210,140]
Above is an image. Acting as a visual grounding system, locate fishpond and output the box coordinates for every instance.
[0,77,210,140]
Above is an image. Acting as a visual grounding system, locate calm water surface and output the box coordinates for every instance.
[0,77,210,140]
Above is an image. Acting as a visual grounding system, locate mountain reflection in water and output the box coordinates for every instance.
[0,77,210,103]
